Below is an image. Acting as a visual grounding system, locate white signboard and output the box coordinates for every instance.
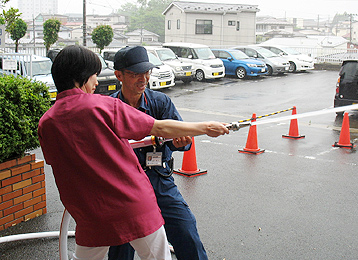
[2,59,17,70]
[0,25,5,48]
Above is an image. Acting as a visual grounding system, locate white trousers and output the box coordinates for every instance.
[72,225,172,260]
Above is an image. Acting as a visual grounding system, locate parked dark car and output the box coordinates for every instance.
[334,60,358,116]
[47,49,120,96]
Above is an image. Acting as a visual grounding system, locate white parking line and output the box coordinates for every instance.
[198,139,358,166]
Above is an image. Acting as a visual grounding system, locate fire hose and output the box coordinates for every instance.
[1,104,358,258]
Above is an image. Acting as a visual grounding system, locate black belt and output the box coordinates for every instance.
[142,157,174,178]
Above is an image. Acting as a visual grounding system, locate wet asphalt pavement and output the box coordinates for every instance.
[1,69,358,259]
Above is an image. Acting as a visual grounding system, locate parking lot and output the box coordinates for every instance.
[1,69,358,259]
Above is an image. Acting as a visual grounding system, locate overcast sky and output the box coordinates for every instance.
[12,0,358,20]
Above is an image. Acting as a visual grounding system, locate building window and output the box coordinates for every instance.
[279,26,285,29]
[168,20,171,30]
[196,20,212,34]
[228,20,235,26]
[236,21,240,31]
[177,19,180,29]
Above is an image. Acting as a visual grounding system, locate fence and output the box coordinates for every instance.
[2,44,358,65]
[0,53,34,77]
[293,47,358,64]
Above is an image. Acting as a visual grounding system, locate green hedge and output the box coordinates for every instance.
[0,75,51,163]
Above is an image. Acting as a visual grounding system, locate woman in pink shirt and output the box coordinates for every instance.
[38,45,228,260]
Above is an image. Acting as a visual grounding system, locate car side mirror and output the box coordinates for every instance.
[228,57,233,61]
[188,55,193,59]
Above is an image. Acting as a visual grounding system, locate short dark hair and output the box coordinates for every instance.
[51,45,102,93]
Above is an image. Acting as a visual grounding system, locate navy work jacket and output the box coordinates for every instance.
[110,88,191,177]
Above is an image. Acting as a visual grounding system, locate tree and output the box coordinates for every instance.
[0,7,24,50]
[43,19,61,55]
[9,18,27,52]
[118,0,171,42]
[91,25,113,53]
[1,7,21,32]
[0,0,9,8]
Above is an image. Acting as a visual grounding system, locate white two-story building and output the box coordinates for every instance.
[163,1,259,46]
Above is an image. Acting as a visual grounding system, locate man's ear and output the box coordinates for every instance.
[114,70,123,81]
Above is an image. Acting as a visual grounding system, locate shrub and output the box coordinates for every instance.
[0,75,51,163]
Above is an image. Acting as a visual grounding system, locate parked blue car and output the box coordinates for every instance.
[211,49,268,79]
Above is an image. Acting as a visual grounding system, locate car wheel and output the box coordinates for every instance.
[182,78,192,84]
[336,111,344,117]
[195,70,205,82]
[235,67,247,79]
[267,65,273,76]
[289,62,296,73]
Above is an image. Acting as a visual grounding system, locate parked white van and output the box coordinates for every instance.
[162,42,225,81]
[0,54,57,102]
[145,46,194,83]
[147,52,175,90]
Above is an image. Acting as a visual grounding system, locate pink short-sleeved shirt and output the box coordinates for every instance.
[38,88,163,247]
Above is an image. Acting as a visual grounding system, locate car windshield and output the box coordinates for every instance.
[25,60,52,76]
[193,48,216,59]
[280,47,301,55]
[156,49,177,61]
[148,52,164,66]
[230,50,250,60]
[256,47,279,58]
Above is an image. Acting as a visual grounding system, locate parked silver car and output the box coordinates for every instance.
[259,45,314,72]
[145,46,194,83]
[232,45,289,75]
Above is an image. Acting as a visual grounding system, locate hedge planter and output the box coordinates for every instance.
[0,74,50,230]
[0,153,46,231]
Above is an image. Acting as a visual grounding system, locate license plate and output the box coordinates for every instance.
[186,72,192,76]
[108,85,116,91]
[50,92,57,99]
[213,72,219,76]
[160,82,167,86]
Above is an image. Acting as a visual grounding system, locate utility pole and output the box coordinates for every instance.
[347,14,358,44]
[140,26,143,45]
[32,15,36,55]
[83,0,86,46]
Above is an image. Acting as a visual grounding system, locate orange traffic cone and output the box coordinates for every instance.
[239,113,265,155]
[333,112,355,149]
[282,106,305,139]
[174,137,207,177]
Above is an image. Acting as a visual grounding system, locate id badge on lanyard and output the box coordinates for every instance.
[146,147,162,167]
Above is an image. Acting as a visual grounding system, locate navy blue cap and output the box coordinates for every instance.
[114,46,155,73]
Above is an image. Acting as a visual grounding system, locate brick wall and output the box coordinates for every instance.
[0,153,47,231]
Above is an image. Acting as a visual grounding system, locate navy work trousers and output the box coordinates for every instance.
[108,173,208,260]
